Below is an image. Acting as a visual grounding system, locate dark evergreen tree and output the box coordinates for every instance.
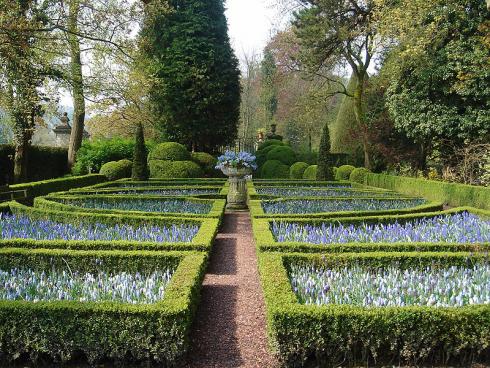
[131,123,149,180]
[142,0,241,152]
[316,123,333,180]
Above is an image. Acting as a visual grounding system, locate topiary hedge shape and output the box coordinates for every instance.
[335,165,356,181]
[303,165,318,180]
[191,152,217,176]
[266,146,297,166]
[99,159,132,181]
[289,162,309,179]
[350,167,371,184]
[148,142,190,161]
[149,160,202,178]
[260,160,290,179]
[257,139,284,151]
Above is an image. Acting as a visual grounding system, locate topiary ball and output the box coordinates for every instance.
[303,165,318,180]
[290,162,310,179]
[257,139,284,151]
[149,160,202,178]
[266,146,297,166]
[191,152,217,176]
[349,167,371,184]
[335,164,356,181]
[148,142,190,161]
[260,160,290,179]
[99,159,132,181]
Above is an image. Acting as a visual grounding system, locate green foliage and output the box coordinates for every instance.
[289,162,310,179]
[0,248,207,365]
[296,150,318,165]
[132,123,149,181]
[260,160,290,179]
[9,174,106,201]
[335,165,356,181]
[191,152,217,177]
[148,142,190,162]
[142,0,240,151]
[266,146,297,166]
[259,252,490,366]
[302,165,317,180]
[257,139,284,150]
[255,150,268,169]
[99,160,132,181]
[260,48,278,125]
[366,173,490,210]
[0,145,68,185]
[72,138,147,176]
[316,123,333,180]
[350,167,371,184]
[149,160,202,178]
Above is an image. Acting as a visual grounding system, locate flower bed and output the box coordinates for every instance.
[252,179,351,188]
[262,198,427,214]
[0,202,219,252]
[252,208,490,253]
[35,195,226,219]
[259,251,490,366]
[0,248,206,365]
[255,186,399,198]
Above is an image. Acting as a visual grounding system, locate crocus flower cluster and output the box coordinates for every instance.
[272,212,490,244]
[215,151,257,170]
[113,189,220,196]
[0,214,199,242]
[0,267,174,304]
[262,198,426,214]
[54,198,212,214]
[289,263,490,307]
[256,187,396,198]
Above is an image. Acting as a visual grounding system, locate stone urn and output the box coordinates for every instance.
[221,166,252,210]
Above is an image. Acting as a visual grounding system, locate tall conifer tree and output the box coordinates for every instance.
[142,0,240,152]
[316,123,333,180]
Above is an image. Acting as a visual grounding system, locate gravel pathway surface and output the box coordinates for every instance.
[184,211,280,368]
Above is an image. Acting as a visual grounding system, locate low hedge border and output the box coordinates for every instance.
[365,173,490,210]
[9,174,106,201]
[0,248,207,365]
[249,198,443,219]
[248,187,411,200]
[65,185,228,198]
[252,207,490,253]
[85,179,228,190]
[252,179,352,187]
[3,201,219,252]
[259,251,490,367]
[35,195,226,219]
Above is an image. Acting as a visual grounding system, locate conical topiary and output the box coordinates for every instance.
[131,123,149,181]
[316,122,333,180]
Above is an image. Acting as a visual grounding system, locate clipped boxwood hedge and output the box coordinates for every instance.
[349,167,371,183]
[0,248,207,365]
[266,146,297,166]
[35,195,226,219]
[257,139,284,150]
[289,162,309,179]
[252,207,490,253]
[335,164,356,181]
[148,142,190,161]
[302,165,317,180]
[366,173,490,210]
[99,159,132,181]
[3,201,219,252]
[149,160,203,178]
[260,160,290,179]
[259,251,490,367]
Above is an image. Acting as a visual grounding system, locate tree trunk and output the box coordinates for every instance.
[67,0,86,170]
[13,136,30,183]
[352,75,371,169]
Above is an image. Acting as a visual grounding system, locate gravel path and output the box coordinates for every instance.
[184,211,280,368]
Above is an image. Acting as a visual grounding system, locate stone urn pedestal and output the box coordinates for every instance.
[221,166,252,210]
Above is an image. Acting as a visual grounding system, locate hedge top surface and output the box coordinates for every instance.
[249,197,442,219]
[35,195,226,219]
[148,142,190,161]
[252,207,490,253]
[83,179,227,190]
[0,246,205,311]
[64,185,227,197]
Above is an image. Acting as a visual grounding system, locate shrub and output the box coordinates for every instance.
[350,167,371,183]
[333,167,338,178]
[296,150,318,165]
[255,150,268,168]
[149,160,202,178]
[317,123,334,180]
[303,165,318,180]
[257,139,284,151]
[191,152,217,176]
[148,142,190,161]
[335,164,356,180]
[132,123,149,181]
[289,162,309,179]
[72,138,141,175]
[266,146,297,166]
[260,160,290,179]
[100,159,132,181]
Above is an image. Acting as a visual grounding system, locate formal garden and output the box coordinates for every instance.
[0,0,489,367]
